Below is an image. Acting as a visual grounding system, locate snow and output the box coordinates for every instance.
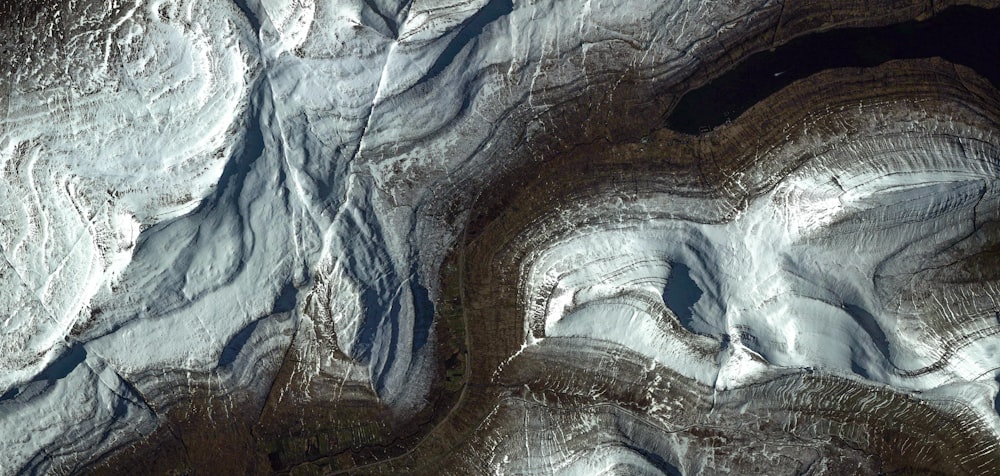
[1,0,999,472]
[524,119,1000,395]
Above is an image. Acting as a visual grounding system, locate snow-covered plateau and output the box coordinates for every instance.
[1,0,999,474]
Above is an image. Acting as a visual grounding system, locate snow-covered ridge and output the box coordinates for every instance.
[1,0,999,473]
[1,0,255,392]
[522,122,1000,392]
[474,80,1000,474]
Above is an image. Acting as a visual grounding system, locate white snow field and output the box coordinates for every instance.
[524,107,1000,394]
[1,0,999,473]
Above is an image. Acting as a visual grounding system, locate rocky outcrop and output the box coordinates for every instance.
[2,0,999,474]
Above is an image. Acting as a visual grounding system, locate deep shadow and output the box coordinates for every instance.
[355,287,382,364]
[843,303,891,361]
[0,387,16,401]
[667,5,1000,134]
[361,0,401,38]
[851,359,870,379]
[35,343,88,383]
[0,343,88,403]
[995,376,1000,416]
[354,263,435,394]
[128,79,267,307]
[419,0,513,84]
[219,319,260,367]
[663,262,703,331]
[205,83,267,208]
[409,262,435,354]
[627,444,683,476]
[231,0,261,33]
[218,283,295,367]
[272,281,298,313]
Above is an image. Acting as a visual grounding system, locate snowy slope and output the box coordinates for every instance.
[1,0,999,473]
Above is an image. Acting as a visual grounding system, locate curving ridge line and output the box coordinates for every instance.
[398,58,1000,474]
[75,2,1000,473]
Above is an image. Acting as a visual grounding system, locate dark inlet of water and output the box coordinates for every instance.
[667,6,1000,134]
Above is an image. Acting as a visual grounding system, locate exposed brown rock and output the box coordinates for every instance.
[82,2,1000,474]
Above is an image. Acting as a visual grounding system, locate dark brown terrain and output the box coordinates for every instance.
[87,1,1000,474]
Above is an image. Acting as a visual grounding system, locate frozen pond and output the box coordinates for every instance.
[663,262,703,331]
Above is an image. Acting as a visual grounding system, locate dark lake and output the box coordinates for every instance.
[667,5,1000,134]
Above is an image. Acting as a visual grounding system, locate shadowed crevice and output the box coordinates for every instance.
[417,0,513,84]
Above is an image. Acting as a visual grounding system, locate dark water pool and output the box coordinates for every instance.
[667,5,1000,134]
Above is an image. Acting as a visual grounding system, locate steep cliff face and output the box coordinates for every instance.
[1,1,999,474]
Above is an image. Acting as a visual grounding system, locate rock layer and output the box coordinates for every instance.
[429,58,1000,475]
[1,0,1000,474]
